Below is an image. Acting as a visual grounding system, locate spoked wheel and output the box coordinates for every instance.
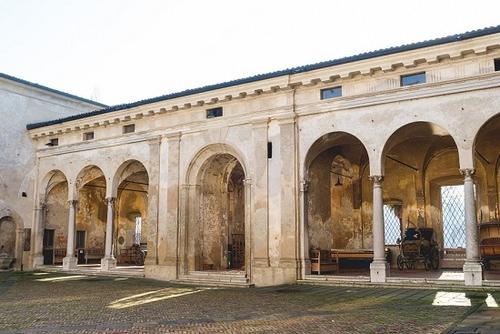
[397,254,405,270]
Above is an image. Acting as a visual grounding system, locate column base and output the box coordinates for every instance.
[62,256,78,270]
[463,262,483,286]
[370,261,389,283]
[32,255,44,268]
[100,257,117,271]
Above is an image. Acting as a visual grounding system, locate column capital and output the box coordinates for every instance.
[106,197,116,205]
[68,199,78,206]
[162,132,182,141]
[460,168,476,178]
[369,175,384,184]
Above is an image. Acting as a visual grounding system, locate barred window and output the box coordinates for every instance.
[384,204,402,245]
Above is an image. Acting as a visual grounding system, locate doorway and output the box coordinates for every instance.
[43,229,55,265]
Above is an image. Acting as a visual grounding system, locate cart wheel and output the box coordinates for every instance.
[430,248,439,270]
[397,255,405,270]
[408,261,415,270]
[424,258,430,271]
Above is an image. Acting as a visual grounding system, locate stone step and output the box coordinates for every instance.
[176,275,253,288]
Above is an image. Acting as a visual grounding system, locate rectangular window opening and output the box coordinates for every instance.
[206,107,223,118]
[123,124,135,134]
[83,132,94,141]
[400,72,426,86]
[495,58,500,72]
[384,204,402,245]
[135,217,142,245]
[320,86,342,100]
[47,138,59,147]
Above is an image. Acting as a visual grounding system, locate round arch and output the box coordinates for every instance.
[73,165,107,200]
[380,121,461,175]
[111,159,150,198]
[39,169,69,202]
[185,143,249,186]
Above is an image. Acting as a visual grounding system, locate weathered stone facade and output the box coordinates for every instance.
[13,27,500,286]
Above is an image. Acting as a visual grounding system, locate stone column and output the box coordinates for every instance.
[299,180,311,278]
[62,200,78,270]
[101,197,117,271]
[244,178,252,280]
[31,201,46,268]
[369,176,388,283]
[461,168,483,286]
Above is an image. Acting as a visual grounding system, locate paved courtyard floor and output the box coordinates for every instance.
[1,271,500,333]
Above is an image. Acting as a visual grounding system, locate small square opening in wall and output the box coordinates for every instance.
[83,131,94,141]
[206,107,223,118]
[320,86,342,100]
[400,72,426,86]
[495,58,500,72]
[21,192,27,198]
[123,124,135,134]
[47,138,58,147]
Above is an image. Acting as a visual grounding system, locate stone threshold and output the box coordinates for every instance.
[300,275,500,291]
[175,270,253,288]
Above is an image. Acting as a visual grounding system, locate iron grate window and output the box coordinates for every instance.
[384,204,402,245]
[206,107,223,118]
[441,185,466,249]
[400,72,426,86]
[320,86,342,100]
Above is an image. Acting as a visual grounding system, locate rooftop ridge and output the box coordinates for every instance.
[0,72,108,108]
[26,24,500,130]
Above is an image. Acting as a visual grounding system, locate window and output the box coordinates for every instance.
[47,138,58,146]
[206,107,223,118]
[134,217,142,245]
[123,124,135,134]
[320,86,342,100]
[384,204,402,245]
[400,72,426,86]
[83,132,94,141]
[495,58,500,72]
[441,185,466,249]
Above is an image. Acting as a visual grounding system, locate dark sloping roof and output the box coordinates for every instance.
[0,72,107,108]
[26,24,500,130]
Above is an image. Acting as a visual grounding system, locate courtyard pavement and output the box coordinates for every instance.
[1,271,500,333]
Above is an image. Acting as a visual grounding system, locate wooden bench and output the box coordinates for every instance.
[310,249,338,274]
[84,248,104,264]
[331,249,375,273]
[54,248,66,265]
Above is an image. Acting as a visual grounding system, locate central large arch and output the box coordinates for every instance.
[182,144,249,276]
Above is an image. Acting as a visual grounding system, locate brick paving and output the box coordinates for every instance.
[1,271,499,333]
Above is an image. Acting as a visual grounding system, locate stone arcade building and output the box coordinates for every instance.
[15,26,500,286]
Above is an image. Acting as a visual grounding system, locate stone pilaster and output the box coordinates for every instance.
[460,168,483,286]
[278,117,298,281]
[250,120,270,268]
[62,200,78,270]
[101,197,116,271]
[31,201,46,268]
[369,175,388,283]
[145,137,160,266]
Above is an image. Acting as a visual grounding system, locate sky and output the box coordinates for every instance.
[1,0,500,106]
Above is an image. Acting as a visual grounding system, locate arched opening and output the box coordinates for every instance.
[474,113,500,273]
[382,122,462,273]
[114,160,149,266]
[74,166,107,265]
[305,132,370,275]
[40,170,69,265]
[189,153,246,272]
